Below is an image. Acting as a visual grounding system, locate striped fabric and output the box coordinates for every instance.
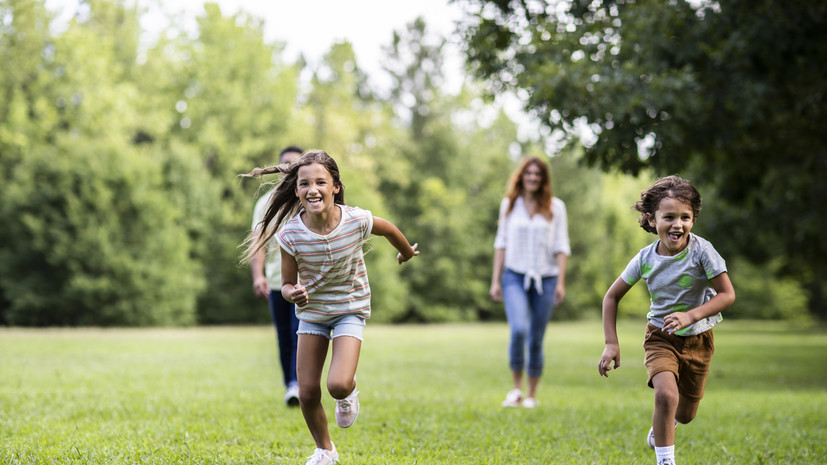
[275,205,374,323]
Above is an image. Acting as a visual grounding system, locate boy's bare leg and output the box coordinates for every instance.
[651,371,679,446]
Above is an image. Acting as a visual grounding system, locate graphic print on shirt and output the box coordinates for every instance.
[677,274,694,289]
[641,261,654,279]
[622,234,727,336]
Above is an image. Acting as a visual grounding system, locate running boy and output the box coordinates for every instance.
[598,175,735,465]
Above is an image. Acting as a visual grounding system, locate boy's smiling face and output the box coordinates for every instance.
[648,196,695,256]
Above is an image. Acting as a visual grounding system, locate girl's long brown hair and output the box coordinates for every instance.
[239,150,345,263]
[505,156,553,221]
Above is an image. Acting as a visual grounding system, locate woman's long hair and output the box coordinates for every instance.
[240,150,345,263]
[504,156,553,221]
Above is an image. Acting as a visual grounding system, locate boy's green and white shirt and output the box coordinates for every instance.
[621,234,727,336]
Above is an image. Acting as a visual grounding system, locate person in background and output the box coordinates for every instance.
[490,156,570,408]
[251,146,303,406]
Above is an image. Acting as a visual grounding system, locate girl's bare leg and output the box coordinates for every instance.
[297,334,331,450]
[327,336,361,399]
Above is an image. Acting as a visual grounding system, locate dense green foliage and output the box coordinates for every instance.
[460,0,827,318]
[0,0,519,325]
[0,138,204,325]
[1,323,825,463]
[0,0,813,325]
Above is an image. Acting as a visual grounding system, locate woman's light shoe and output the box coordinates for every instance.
[501,389,523,407]
[521,397,539,408]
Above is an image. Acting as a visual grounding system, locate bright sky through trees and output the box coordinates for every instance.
[45,0,466,92]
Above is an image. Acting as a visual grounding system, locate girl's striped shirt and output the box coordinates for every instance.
[275,205,374,323]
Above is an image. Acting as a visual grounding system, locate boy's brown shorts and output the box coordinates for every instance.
[643,323,715,402]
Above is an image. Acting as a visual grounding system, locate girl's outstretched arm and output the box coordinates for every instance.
[599,277,632,377]
[371,217,419,264]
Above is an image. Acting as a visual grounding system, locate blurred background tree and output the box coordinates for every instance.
[460,0,825,319]
[0,0,816,325]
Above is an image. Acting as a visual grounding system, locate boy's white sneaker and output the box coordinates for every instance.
[647,420,678,449]
[305,444,338,465]
[335,389,359,428]
[501,389,523,407]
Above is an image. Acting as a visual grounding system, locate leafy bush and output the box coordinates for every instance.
[726,259,811,322]
[0,138,204,325]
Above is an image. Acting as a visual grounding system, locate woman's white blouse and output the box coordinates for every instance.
[493,196,571,293]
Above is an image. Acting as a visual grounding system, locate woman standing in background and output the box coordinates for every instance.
[490,156,570,408]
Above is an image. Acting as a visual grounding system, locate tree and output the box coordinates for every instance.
[274,40,413,323]
[0,0,58,174]
[0,0,205,325]
[162,3,301,323]
[460,0,827,317]
[378,18,516,321]
[0,138,204,326]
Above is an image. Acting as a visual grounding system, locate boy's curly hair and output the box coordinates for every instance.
[633,175,701,234]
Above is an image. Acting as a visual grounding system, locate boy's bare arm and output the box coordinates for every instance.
[599,277,632,377]
[663,272,735,333]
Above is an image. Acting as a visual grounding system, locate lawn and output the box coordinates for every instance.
[1,320,825,464]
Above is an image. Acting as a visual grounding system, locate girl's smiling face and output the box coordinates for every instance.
[296,162,340,215]
[649,196,695,256]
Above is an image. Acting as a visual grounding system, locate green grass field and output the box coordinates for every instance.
[1,321,825,464]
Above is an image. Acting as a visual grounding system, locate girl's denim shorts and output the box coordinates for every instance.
[297,313,366,341]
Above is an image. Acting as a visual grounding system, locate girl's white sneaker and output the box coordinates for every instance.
[305,444,338,465]
[335,389,359,428]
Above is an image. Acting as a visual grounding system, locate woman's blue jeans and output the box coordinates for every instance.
[502,269,558,378]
